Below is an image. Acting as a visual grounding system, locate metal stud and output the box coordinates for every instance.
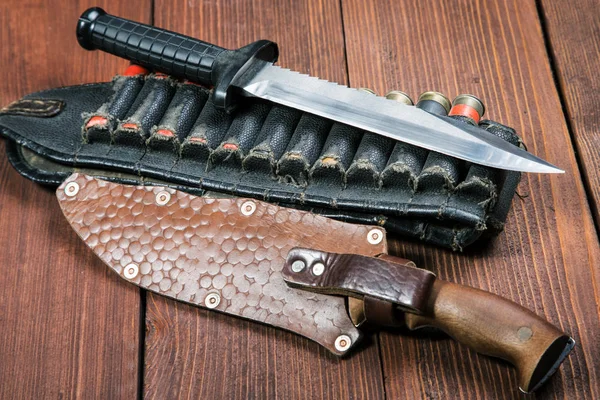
[155,191,171,206]
[123,263,139,279]
[240,200,256,216]
[312,262,325,276]
[205,292,221,309]
[64,182,80,197]
[367,228,384,245]
[291,260,306,272]
[334,334,352,352]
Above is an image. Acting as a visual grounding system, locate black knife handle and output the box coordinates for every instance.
[76,7,278,111]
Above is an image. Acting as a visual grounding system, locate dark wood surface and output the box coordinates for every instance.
[0,0,598,399]
[538,0,600,228]
[0,1,150,399]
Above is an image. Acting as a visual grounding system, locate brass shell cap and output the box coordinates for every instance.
[417,91,451,113]
[452,94,485,117]
[385,90,414,105]
[358,87,377,95]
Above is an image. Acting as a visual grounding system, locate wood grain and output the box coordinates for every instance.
[1,0,599,399]
[539,0,600,227]
[143,1,385,399]
[341,0,600,398]
[0,1,149,398]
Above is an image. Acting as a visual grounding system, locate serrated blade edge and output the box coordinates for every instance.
[237,63,562,174]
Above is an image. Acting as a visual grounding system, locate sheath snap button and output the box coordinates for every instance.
[291,260,306,272]
[312,262,325,276]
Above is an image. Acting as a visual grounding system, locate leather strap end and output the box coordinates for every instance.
[282,248,436,315]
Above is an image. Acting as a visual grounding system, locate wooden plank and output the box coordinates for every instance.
[340,0,600,398]
[143,1,385,399]
[0,1,150,398]
[539,0,600,227]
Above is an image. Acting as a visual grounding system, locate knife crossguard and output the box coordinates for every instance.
[57,174,573,393]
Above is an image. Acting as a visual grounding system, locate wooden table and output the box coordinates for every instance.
[0,0,598,398]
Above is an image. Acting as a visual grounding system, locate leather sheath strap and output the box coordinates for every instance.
[283,248,436,327]
[0,72,523,250]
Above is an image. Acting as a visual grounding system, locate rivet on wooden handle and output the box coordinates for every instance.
[405,280,574,393]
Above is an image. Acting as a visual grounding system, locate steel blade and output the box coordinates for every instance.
[237,62,563,174]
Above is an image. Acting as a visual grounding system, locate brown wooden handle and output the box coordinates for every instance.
[405,280,574,393]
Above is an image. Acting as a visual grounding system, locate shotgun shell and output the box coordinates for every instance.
[123,64,149,76]
[415,91,451,116]
[358,88,377,95]
[448,94,485,124]
[385,90,414,105]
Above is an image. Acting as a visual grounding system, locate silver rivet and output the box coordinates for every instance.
[335,334,352,352]
[205,292,221,309]
[312,262,325,276]
[123,263,139,279]
[64,182,80,197]
[291,260,306,272]
[155,191,171,206]
[367,228,384,245]
[240,200,256,216]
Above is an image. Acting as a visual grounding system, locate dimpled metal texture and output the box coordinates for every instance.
[57,174,387,354]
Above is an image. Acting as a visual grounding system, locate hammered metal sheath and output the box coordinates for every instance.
[57,174,387,354]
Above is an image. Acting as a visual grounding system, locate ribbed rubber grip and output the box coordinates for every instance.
[77,7,225,86]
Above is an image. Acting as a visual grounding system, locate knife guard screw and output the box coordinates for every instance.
[64,182,80,197]
[123,263,139,279]
[291,260,306,272]
[205,292,221,309]
[155,191,171,206]
[334,334,352,352]
[367,228,384,245]
[312,262,325,276]
[240,200,257,216]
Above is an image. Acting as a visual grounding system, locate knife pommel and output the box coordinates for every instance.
[405,279,574,393]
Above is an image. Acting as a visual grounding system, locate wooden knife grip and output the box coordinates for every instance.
[405,280,572,393]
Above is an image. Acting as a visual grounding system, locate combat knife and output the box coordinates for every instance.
[58,174,574,393]
[76,7,562,174]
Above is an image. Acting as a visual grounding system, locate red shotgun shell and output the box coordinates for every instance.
[123,64,149,77]
[448,94,485,124]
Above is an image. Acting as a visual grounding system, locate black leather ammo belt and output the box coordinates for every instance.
[0,71,522,250]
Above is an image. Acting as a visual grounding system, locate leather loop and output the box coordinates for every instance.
[283,248,436,314]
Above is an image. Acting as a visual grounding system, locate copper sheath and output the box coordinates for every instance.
[56,174,387,354]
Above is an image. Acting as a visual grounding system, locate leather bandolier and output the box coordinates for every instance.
[0,71,523,250]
